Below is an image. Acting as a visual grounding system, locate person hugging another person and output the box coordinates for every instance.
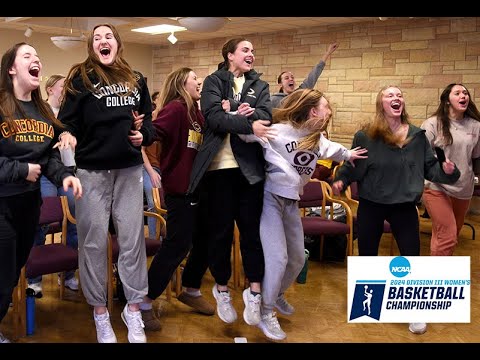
[189,37,273,327]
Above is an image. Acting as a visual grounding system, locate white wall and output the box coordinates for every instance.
[0,28,153,98]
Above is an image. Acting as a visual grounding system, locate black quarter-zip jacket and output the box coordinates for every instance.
[189,67,272,194]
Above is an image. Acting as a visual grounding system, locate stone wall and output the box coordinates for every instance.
[152,17,480,146]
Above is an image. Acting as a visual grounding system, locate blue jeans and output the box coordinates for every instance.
[29,176,78,284]
[143,166,162,238]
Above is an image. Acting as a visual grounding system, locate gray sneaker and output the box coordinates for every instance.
[242,288,261,325]
[212,284,237,324]
[275,293,294,315]
[121,305,147,343]
[0,332,11,343]
[94,311,117,343]
[258,312,286,340]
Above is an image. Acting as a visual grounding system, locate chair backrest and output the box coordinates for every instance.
[25,196,78,296]
[299,180,326,209]
[39,196,66,227]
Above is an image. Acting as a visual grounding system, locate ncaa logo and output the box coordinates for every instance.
[389,256,411,278]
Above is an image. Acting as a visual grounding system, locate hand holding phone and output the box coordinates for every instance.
[434,146,446,163]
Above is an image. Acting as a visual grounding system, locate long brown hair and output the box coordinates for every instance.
[362,85,410,146]
[432,83,480,146]
[157,67,200,127]
[0,42,61,133]
[273,88,330,151]
[63,23,139,99]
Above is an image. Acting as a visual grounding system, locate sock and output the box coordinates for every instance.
[139,302,153,311]
[184,288,201,297]
[216,284,229,293]
[94,311,109,320]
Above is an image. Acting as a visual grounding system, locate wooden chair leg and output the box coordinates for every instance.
[59,271,65,300]
[319,235,325,261]
[166,280,172,301]
[175,266,182,297]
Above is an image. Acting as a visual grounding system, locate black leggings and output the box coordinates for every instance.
[0,190,41,323]
[204,168,264,285]
[357,198,420,256]
[146,190,209,300]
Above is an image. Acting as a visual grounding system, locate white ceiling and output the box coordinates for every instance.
[0,17,389,46]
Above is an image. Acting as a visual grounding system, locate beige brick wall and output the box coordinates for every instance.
[152,17,480,146]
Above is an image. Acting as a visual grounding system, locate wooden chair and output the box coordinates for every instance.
[298,179,354,261]
[11,195,78,340]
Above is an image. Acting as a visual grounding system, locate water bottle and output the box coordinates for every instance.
[26,288,36,335]
[296,249,310,284]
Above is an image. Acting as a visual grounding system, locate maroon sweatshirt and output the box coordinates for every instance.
[152,100,204,195]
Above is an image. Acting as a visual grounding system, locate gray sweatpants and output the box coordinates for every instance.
[75,166,148,307]
[260,190,305,314]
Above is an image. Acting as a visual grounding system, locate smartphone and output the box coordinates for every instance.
[434,147,446,163]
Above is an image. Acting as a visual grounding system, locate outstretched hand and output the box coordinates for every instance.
[348,146,368,167]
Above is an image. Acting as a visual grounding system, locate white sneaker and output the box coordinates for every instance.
[409,322,427,334]
[258,312,286,340]
[94,311,117,343]
[275,293,295,315]
[0,332,11,343]
[58,277,79,291]
[242,288,261,325]
[121,305,147,343]
[27,282,43,298]
[212,284,237,324]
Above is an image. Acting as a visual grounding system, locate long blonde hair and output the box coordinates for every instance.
[362,85,411,146]
[273,88,331,151]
